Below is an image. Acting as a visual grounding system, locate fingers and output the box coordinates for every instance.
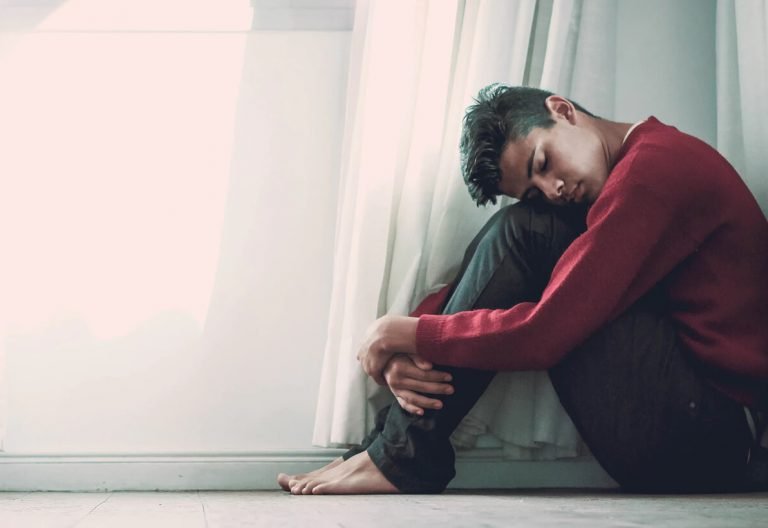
[361,354,388,385]
[382,355,455,416]
[384,357,453,393]
[371,369,387,386]
[394,377,454,396]
[386,356,452,382]
[396,396,426,415]
[394,389,444,414]
[412,356,433,370]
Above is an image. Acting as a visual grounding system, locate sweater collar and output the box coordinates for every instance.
[615,115,660,163]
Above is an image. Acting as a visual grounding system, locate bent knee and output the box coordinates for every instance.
[487,202,582,255]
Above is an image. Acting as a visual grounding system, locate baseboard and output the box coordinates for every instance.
[0,450,617,492]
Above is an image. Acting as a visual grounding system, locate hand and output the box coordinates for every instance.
[384,354,454,415]
[357,315,418,385]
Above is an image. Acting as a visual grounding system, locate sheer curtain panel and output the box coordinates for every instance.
[716,0,768,213]
[313,0,618,460]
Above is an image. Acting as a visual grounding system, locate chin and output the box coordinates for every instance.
[586,188,603,204]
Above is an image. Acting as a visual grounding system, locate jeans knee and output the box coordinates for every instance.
[484,202,568,255]
[502,201,584,260]
[476,202,531,248]
[498,202,537,244]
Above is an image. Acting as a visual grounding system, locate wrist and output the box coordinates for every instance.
[383,315,418,355]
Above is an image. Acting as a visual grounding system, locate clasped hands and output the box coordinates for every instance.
[357,314,454,415]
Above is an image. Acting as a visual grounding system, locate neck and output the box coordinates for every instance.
[591,117,634,170]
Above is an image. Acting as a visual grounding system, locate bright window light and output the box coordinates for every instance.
[38,0,254,32]
[0,1,249,339]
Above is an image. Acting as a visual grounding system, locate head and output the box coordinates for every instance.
[460,84,608,206]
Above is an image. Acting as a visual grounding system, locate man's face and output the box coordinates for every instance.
[498,101,609,206]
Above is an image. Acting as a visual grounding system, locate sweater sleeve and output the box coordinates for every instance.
[416,178,719,371]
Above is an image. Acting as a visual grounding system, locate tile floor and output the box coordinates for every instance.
[0,490,767,527]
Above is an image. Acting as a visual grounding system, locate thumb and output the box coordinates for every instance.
[412,355,433,370]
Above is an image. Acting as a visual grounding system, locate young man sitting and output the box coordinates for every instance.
[278,85,768,494]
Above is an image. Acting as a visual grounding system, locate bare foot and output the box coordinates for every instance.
[290,451,398,495]
[277,456,344,491]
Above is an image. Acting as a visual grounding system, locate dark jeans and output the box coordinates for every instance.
[343,201,759,493]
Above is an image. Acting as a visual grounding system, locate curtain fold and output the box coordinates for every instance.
[716,0,768,213]
[313,0,618,460]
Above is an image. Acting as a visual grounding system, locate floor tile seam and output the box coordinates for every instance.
[66,492,112,528]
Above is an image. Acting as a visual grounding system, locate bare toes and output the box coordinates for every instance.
[277,473,294,491]
[312,483,327,495]
[302,480,317,494]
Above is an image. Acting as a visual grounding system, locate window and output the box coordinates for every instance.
[0,0,253,337]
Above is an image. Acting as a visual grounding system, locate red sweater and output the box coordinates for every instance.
[414,117,768,405]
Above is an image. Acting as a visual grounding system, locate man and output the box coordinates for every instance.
[278,85,768,494]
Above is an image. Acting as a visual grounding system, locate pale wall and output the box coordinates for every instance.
[615,0,717,145]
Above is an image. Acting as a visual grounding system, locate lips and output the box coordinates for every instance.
[565,183,582,203]
[573,183,583,202]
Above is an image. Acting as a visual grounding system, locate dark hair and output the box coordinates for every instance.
[460,84,596,206]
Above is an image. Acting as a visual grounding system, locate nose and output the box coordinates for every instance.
[535,176,565,202]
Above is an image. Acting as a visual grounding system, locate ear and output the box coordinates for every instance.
[544,95,577,124]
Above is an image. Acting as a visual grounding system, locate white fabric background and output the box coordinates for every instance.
[716,0,768,213]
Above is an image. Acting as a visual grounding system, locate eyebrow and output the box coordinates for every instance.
[526,147,535,181]
[519,148,536,201]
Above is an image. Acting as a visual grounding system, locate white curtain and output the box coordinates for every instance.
[313,0,618,460]
[716,0,768,214]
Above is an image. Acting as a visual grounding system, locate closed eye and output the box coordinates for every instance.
[521,157,549,202]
